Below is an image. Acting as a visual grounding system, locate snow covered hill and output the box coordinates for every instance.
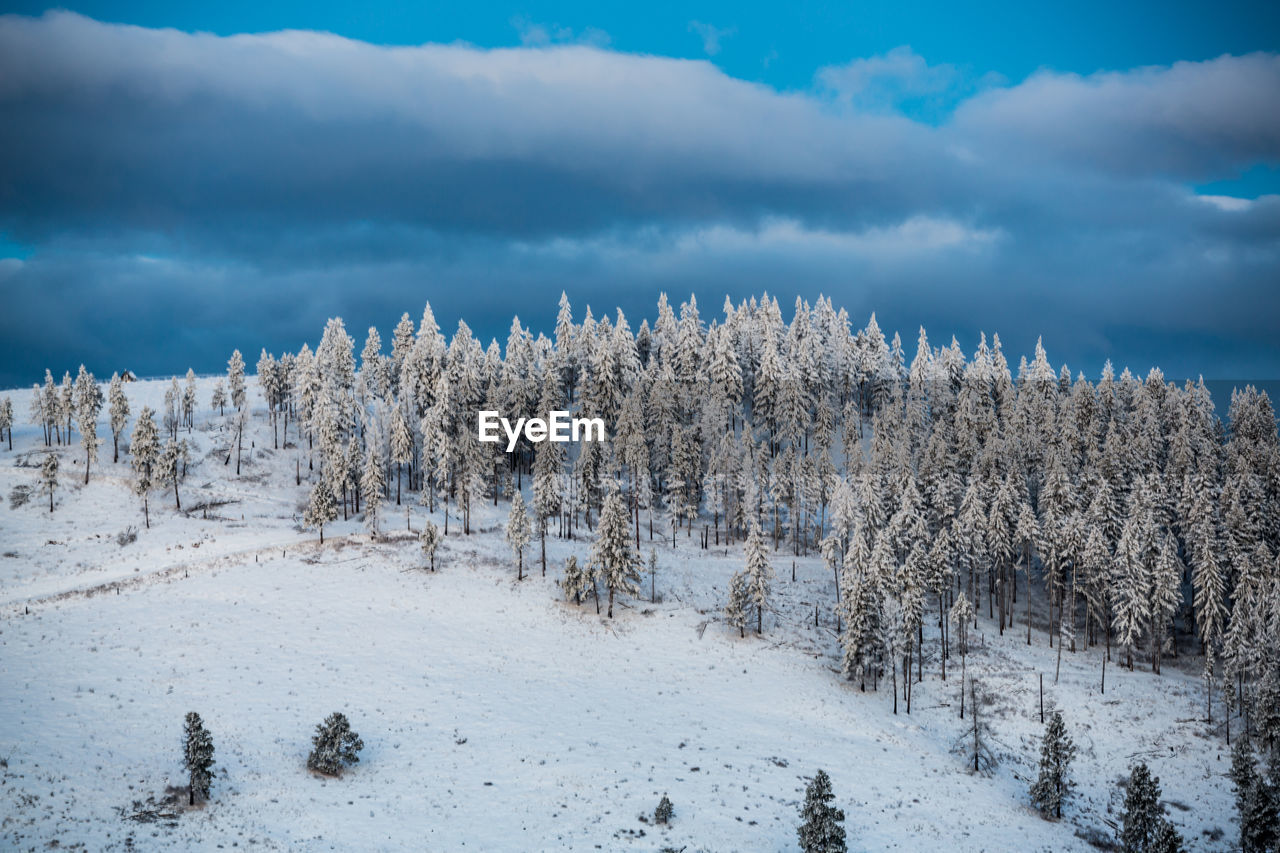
[0,378,1240,850]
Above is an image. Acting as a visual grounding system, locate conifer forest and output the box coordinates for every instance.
[3,292,1278,850]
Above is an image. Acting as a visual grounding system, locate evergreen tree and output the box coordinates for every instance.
[588,489,641,618]
[1121,763,1169,853]
[74,365,102,484]
[1230,737,1279,853]
[419,520,441,570]
[389,405,413,505]
[390,312,416,395]
[182,711,215,806]
[725,569,751,638]
[949,591,975,705]
[1113,511,1153,670]
[1149,820,1186,853]
[58,371,74,444]
[560,555,595,608]
[743,521,774,634]
[41,452,58,512]
[106,374,130,462]
[0,396,12,450]
[307,712,364,777]
[227,349,246,410]
[163,376,181,440]
[1149,531,1182,674]
[304,477,338,543]
[648,548,658,603]
[211,380,227,417]
[182,368,198,431]
[1029,710,1077,819]
[654,794,674,825]
[797,769,847,853]
[507,490,532,580]
[31,374,51,446]
[159,438,187,509]
[130,406,160,528]
[361,429,385,535]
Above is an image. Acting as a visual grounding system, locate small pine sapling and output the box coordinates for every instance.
[183,711,215,806]
[1029,710,1077,820]
[419,520,441,571]
[304,478,338,544]
[725,570,750,638]
[307,712,364,777]
[653,794,674,825]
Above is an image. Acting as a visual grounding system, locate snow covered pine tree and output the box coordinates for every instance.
[419,520,441,571]
[797,769,846,853]
[1029,710,1077,820]
[307,712,364,777]
[1120,763,1184,852]
[182,711,215,806]
[507,490,532,581]
[589,489,641,618]
[41,452,58,512]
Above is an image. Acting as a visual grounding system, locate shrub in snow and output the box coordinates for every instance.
[653,794,673,825]
[182,712,215,806]
[116,526,138,547]
[797,769,846,853]
[307,712,364,777]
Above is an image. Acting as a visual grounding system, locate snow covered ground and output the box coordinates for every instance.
[0,378,1238,850]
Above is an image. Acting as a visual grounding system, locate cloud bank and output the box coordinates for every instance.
[0,12,1278,385]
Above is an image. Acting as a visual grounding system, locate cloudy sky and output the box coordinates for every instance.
[0,2,1278,387]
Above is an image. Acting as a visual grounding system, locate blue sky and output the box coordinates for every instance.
[0,2,1278,385]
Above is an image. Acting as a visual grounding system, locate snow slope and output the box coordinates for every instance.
[0,378,1238,851]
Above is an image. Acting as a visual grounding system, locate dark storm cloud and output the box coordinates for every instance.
[953,52,1280,179]
[0,12,1278,387]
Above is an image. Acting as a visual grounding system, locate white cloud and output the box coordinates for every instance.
[953,53,1280,177]
[818,46,958,109]
[512,17,611,49]
[517,216,1002,264]
[688,21,735,57]
[1198,194,1253,212]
